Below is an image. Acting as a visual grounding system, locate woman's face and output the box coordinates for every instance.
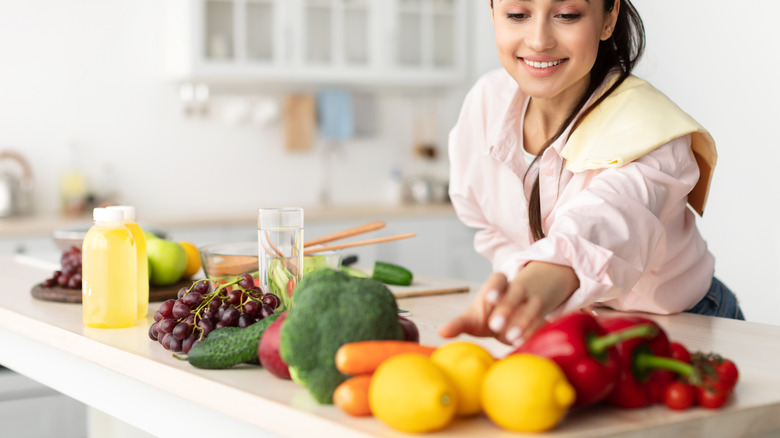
[491,0,618,104]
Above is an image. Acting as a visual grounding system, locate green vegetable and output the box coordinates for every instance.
[187,313,281,369]
[371,261,413,286]
[279,269,404,404]
[267,254,340,311]
[302,253,335,276]
[340,265,369,278]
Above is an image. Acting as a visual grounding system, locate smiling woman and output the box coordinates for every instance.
[441,0,743,346]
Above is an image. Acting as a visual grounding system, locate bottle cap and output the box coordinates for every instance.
[107,205,136,221]
[93,207,124,223]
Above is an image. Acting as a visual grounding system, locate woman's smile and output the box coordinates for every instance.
[522,58,565,68]
[520,56,567,77]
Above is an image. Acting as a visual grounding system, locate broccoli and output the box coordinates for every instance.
[279,268,404,404]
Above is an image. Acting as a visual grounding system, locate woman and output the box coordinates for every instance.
[440,0,743,346]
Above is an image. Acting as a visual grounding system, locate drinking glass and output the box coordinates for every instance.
[258,207,304,309]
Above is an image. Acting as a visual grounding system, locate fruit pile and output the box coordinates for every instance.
[146,233,201,286]
[41,246,83,289]
[148,273,280,354]
[325,312,740,434]
[143,269,741,434]
[40,236,201,290]
[513,313,740,412]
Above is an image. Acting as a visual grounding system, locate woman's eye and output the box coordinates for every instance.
[557,13,581,21]
[506,13,528,21]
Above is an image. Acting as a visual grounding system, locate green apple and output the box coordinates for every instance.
[146,237,187,286]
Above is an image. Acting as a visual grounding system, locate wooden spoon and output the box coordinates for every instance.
[303,221,386,248]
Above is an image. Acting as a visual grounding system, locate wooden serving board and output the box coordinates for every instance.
[386,274,471,298]
[30,279,194,304]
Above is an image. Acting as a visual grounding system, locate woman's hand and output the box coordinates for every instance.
[439,261,579,345]
[438,273,509,340]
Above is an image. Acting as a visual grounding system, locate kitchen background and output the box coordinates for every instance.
[1,1,779,436]
[1,0,778,325]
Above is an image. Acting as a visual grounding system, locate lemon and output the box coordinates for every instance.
[481,354,575,433]
[179,241,202,278]
[430,341,495,416]
[369,353,458,433]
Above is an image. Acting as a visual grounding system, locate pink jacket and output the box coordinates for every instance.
[448,69,714,316]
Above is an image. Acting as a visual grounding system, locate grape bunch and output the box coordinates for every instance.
[148,273,281,354]
[41,246,83,289]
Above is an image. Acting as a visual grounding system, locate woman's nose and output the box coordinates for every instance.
[526,18,556,51]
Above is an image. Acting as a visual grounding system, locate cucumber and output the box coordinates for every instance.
[187,313,281,369]
[371,261,413,286]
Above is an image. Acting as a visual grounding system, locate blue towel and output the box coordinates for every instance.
[316,89,354,140]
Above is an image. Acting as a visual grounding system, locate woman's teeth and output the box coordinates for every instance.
[524,59,562,68]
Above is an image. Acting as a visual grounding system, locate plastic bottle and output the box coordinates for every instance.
[60,140,87,216]
[81,207,138,328]
[108,205,149,319]
[386,167,404,205]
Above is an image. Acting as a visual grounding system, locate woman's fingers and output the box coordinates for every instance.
[487,277,530,342]
[504,295,544,345]
[439,272,509,340]
[480,272,508,318]
[438,312,493,338]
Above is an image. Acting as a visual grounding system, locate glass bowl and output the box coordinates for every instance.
[199,241,259,282]
[199,242,343,283]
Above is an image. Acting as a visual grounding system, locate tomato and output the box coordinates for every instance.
[286,278,296,297]
[715,359,739,388]
[696,380,731,409]
[669,342,691,364]
[663,381,696,410]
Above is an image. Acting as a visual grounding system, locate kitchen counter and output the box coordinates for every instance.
[2,254,780,437]
[0,203,457,238]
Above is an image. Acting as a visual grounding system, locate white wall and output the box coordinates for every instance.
[631,0,780,326]
[468,1,780,326]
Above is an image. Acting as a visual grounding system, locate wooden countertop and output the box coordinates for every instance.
[0,203,457,238]
[1,254,780,437]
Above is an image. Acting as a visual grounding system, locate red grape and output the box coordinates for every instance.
[244,300,260,317]
[158,299,175,318]
[147,274,275,355]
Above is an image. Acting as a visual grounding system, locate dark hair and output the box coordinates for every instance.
[491,0,646,241]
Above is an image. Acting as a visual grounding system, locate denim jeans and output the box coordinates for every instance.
[684,277,745,320]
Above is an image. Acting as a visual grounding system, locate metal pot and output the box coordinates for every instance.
[0,150,33,217]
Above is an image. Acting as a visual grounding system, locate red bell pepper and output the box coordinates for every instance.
[511,312,659,406]
[599,316,739,410]
[598,316,677,408]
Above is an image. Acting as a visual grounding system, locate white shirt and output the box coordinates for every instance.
[448,69,714,316]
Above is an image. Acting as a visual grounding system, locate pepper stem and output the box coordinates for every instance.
[588,323,659,357]
[635,353,695,379]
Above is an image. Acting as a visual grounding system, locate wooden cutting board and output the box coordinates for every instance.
[386,274,471,298]
[30,279,194,304]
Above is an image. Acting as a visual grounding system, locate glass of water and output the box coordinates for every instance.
[258,207,304,310]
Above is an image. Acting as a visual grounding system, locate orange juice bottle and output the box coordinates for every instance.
[108,205,149,318]
[81,207,138,328]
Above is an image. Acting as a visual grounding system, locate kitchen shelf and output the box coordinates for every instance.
[163,0,468,87]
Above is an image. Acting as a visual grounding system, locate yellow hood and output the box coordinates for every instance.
[561,75,716,216]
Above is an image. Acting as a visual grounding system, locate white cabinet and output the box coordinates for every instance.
[163,0,468,86]
[0,368,86,437]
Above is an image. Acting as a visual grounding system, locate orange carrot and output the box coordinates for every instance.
[333,375,373,417]
[335,340,437,376]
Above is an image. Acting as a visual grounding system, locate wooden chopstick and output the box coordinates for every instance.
[303,221,386,248]
[261,230,284,258]
[303,233,416,255]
